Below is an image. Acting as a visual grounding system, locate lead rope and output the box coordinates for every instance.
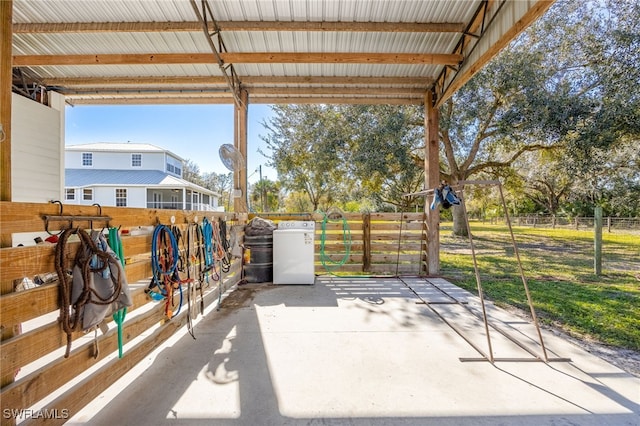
[148,224,182,319]
[185,222,198,339]
[107,227,127,358]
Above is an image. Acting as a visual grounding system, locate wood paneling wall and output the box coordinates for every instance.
[0,201,242,425]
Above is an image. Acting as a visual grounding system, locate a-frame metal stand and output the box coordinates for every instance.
[407,180,571,364]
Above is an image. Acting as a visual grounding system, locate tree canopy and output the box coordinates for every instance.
[188,0,640,218]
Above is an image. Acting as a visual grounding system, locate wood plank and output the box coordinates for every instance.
[0,258,155,327]
[425,90,440,275]
[370,223,424,232]
[0,243,76,294]
[369,212,425,221]
[250,97,422,106]
[2,301,166,413]
[2,275,239,414]
[0,0,11,206]
[0,201,234,237]
[437,0,555,105]
[362,213,371,272]
[0,286,149,379]
[370,242,423,251]
[13,52,464,66]
[368,264,422,274]
[369,233,423,242]
[370,253,422,263]
[14,21,465,34]
[43,75,434,88]
[15,276,239,425]
[316,264,363,273]
[0,283,60,327]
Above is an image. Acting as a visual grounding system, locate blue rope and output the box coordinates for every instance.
[202,218,214,267]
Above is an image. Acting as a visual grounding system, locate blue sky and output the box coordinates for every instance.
[65,103,276,184]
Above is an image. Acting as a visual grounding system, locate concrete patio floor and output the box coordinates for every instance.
[69,276,640,425]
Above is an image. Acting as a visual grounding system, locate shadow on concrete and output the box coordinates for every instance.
[73,278,640,426]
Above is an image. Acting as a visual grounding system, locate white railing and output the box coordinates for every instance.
[146,201,223,212]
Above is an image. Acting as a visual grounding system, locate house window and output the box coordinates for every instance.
[82,153,93,167]
[166,163,175,173]
[83,188,93,201]
[115,188,127,207]
[131,153,142,167]
[66,189,75,200]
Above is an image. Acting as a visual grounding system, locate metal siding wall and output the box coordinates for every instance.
[10,93,62,203]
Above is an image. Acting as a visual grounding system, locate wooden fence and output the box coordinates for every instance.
[0,201,244,425]
[253,212,429,275]
[0,205,429,424]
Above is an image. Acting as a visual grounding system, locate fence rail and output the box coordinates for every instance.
[0,201,243,425]
[253,212,429,275]
[505,216,640,231]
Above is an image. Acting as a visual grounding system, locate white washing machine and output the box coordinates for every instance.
[273,221,315,285]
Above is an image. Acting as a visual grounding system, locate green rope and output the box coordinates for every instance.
[319,209,352,273]
[107,227,127,358]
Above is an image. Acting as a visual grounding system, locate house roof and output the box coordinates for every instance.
[66,142,185,161]
[66,143,166,153]
[65,169,216,196]
[11,0,555,107]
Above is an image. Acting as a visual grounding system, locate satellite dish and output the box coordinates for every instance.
[219,144,245,171]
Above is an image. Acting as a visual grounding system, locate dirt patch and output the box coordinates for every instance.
[218,283,277,310]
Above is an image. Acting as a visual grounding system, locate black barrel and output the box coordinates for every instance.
[243,234,273,283]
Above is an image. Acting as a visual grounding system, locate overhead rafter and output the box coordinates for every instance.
[13,21,466,34]
[189,0,243,108]
[40,76,434,87]
[56,87,425,97]
[13,52,464,66]
[434,0,555,105]
[65,95,422,106]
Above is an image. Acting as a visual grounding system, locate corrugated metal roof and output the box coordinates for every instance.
[66,142,169,153]
[65,169,214,194]
[11,0,555,106]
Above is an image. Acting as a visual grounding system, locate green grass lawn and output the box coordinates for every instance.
[439,222,640,351]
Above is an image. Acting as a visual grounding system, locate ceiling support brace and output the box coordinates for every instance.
[434,0,508,105]
[189,0,244,108]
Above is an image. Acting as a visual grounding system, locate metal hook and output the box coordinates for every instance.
[45,200,65,235]
[51,200,64,215]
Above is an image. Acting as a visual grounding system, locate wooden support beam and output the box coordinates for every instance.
[13,20,466,34]
[41,75,435,88]
[436,0,555,105]
[64,96,423,106]
[248,87,427,96]
[425,90,440,275]
[362,212,371,272]
[13,52,464,66]
[1,0,12,204]
[233,89,249,213]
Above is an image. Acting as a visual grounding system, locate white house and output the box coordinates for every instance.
[65,143,221,211]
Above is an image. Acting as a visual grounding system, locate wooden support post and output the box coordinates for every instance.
[362,212,371,272]
[0,0,16,396]
[1,0,12,203]
[425,89,440,275]
[233,89,248,214]
[594,206,603,276]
